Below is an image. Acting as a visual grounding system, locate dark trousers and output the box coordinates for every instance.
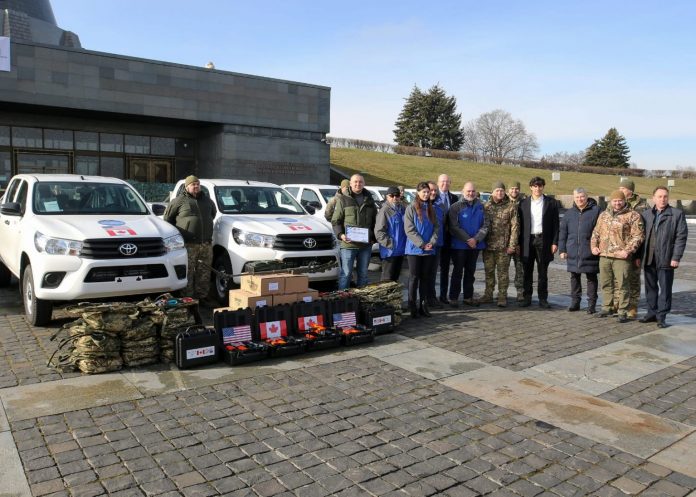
[570,272,598,305]
[449,249,479,300]
[407,255,435,303]
[426,248,441,301]
[523,236,550,300]
[439,244,453,299]
[380,256,404,282]
[644,263,674,321]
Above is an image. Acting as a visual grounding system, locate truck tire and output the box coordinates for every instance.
[0,260,11,287]
[212,253,234,304]
[22,265,53,326]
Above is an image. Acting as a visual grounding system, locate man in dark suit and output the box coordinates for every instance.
[435,174,459,304]
[639,186,688,328]
[518,176,559,308]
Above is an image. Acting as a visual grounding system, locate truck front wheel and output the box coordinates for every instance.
[212,253,235,304]
[22,265,53,326]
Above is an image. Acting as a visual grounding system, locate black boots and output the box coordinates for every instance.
[419,300,432,318]
[409,301,419,318]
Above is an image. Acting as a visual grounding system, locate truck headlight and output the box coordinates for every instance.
[232,228,275,248]
[164,234,185,252]
[34,232,83,256]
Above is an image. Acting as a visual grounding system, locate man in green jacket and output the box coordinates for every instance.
[331,174,377,289]
[164,175,216,300]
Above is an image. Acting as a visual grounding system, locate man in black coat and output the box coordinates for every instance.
[639,186,688,328]
[435,174,459,304]
[558,188,600,314]
[517,176,559,308]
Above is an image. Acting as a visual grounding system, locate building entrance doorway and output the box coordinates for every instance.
[128,158,173,183]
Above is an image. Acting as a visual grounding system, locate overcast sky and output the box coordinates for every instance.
[52,0,695,169]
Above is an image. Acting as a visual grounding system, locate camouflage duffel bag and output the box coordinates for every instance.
[66,302,139,332]
[74,357,124,374]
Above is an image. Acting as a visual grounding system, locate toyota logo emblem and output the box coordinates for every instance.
[303,238,317,249]
[119,243,138,256]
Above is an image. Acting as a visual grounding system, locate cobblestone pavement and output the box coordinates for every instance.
[1,232,695,496]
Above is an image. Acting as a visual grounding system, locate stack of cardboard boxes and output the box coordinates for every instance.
[221,274,320,312]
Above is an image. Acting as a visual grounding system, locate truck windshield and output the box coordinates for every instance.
[214,186,305,215]
[33,182,149,215]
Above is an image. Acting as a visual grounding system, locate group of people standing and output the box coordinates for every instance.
[330,173,688,327]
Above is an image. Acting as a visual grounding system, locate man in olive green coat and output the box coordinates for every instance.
[164,175,216,300]
[331,174,377,289]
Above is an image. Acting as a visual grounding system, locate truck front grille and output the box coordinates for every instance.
[273,234,334,251]
[81,238,165,259]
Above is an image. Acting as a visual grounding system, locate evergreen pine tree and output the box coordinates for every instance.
[584,128,631,168]
[394,84,463,151]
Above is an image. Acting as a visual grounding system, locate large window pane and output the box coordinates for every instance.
[16,153,69,174]
[0,151,11,190]
[75,156,99,176]
[12,127,43,148]
[75,131,98,151]
[101,156,124,178]
[125,135,150,155]
[0,126,10,146]
[100,133,123,153]
[44,129,74,150]
[151,137,175,156]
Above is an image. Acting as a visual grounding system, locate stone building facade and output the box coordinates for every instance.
[0,0,331,196]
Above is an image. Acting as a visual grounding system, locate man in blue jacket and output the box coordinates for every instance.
[448,182,489,307]
[374,186,406,282]
[639,186,688,328]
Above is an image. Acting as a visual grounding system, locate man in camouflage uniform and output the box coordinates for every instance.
[164,175,216,301]
[614,178,649,318]
[480,182,519,307]
[507,182,526,301]
[324,179,350,222]
[591,190,645,323]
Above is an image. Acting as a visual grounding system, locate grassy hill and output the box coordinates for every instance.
[330,148,696,200]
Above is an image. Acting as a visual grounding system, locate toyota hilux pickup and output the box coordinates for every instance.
[169,179,339,302]
[0,174,188,326]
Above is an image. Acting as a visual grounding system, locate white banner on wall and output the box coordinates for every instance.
[0,37,10,72]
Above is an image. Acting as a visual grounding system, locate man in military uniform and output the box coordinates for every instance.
[163,175,216,300]
[324,179,350,222]
[591,190,644,323]
[507,182,526,301]
[615,178,649,319]
[480,181,519,307]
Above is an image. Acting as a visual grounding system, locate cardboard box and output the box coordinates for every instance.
[240,274,285,296]
[228,289,271,310]
[272,293,299,306]
[296,289,320,303]
[283,274,309,293]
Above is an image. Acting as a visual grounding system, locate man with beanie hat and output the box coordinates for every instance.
[481,181,519,306]
[324,179,350,222]
[616,178,649,319]
[164,175,216,301]
[517,176,559,308]
[507,181,526,301]
[591,190,644,323]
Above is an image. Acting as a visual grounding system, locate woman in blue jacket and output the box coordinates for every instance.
[404,182,439,318]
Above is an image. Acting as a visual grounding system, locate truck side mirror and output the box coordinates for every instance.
[0,202,22,216]
[151,203,166,216]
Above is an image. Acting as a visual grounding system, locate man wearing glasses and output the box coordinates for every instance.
[517,177,559,308]
[435,174,459,304]
[374,186,407,282]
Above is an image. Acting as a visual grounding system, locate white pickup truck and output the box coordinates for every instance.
[169,179,340,302]
[0,174,188,326]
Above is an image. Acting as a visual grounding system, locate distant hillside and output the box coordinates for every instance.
[330,148,696,200]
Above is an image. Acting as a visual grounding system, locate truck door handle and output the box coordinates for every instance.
[3,220,8,225]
